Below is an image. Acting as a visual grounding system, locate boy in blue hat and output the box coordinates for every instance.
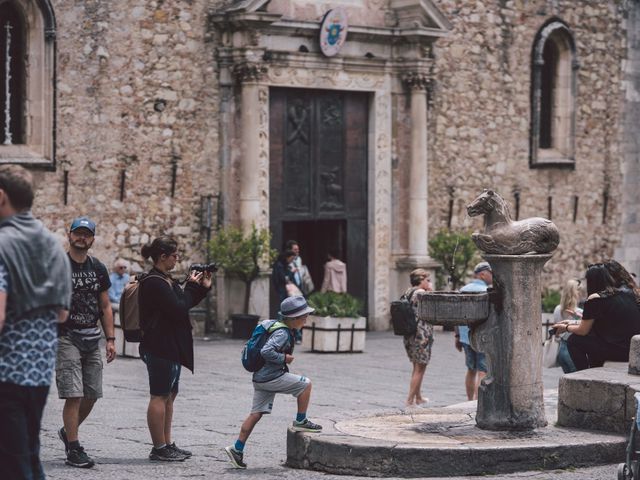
[224,296,322,469]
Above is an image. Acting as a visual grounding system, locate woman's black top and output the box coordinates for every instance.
[139,268,209,372]
[583,289,640,351]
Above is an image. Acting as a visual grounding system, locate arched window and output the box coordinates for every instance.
[0,2,26,144]
[530,19,577,168]
[0,0,55,167]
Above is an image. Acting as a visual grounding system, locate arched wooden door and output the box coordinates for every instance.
[269,88,369,318]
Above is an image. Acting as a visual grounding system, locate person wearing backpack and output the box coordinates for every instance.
[224,296,322,469]
[138,237,211,462]
[56,217,115,469]
[402,268,434,408]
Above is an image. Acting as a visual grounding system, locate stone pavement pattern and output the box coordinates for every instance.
[40,330,621,479]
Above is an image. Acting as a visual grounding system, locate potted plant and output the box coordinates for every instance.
[305,291,366,352]
[209,225,277,339]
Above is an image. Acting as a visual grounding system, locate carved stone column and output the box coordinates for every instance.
[473,254,551,430]
[233,62,268,232]
[397,72,439,274]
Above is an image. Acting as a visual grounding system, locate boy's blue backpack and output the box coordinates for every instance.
[241,320,290,372]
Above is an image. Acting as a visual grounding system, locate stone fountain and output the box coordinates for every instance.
[286,190,626,477]
[420,189,560,430]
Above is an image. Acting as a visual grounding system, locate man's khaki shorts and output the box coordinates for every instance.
[55,336,103,399]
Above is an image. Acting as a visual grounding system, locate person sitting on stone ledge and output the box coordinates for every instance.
[552,263,640,371]
[552,278,583,374]
[605,259,640,304]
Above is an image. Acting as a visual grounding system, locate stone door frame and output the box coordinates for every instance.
[212,1,450,329]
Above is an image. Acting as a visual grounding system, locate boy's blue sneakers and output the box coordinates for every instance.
[291,418,323,432]
[224,446,247,469]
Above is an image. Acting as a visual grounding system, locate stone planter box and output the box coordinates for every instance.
[302,315,366,353]
[417,291,490,328]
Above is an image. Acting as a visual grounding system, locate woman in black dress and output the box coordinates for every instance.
[553,264,640,371]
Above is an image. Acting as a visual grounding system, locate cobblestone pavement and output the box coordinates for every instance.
[40,329,620,479]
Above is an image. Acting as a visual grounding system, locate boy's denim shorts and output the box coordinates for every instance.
[251,373,310,414]
[141,350,181,397]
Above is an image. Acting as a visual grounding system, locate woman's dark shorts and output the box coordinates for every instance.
[141,350,181,396]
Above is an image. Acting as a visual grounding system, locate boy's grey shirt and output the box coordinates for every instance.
[253,319,293,383]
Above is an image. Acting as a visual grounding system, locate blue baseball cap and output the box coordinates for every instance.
[279,296,315,318]
[70,217,96,234]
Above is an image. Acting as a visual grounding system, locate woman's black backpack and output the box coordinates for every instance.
[390,288,418,336]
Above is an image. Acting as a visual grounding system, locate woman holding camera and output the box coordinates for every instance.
[139,237,211,461]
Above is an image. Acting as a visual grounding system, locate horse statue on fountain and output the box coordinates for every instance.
[467,189,559,255]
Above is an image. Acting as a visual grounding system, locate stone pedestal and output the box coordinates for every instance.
[472,254,552,430]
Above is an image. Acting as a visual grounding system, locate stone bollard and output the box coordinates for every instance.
[471,253,552,430]
[629,335,640,375]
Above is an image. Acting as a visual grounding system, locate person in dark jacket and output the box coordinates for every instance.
[271,250,296,303]
[138,237,211,462]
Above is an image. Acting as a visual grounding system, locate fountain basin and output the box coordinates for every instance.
[417,291,489,328]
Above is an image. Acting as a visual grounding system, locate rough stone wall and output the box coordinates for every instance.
[34,0,223,276]
[615,0,640,277]
[429,0,628,287]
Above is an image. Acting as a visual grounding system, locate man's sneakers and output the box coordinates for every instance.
[65,446,95,468]
[291,418,323,432]
[224,446,247,469]
[59,427,94,469]
[149,445,188,462]
[167,442,192,458]
[58,427,69,454]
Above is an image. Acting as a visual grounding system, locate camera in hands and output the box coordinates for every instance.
[190,263,218,273]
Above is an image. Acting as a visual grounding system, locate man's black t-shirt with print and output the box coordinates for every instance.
[62,255,111,347]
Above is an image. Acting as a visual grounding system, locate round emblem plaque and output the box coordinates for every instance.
[319,8,348,57]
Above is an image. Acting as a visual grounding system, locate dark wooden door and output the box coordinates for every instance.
[269,88,369,317]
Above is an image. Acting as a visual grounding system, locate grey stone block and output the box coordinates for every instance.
[629,335,640,374]
[557,364,640,433]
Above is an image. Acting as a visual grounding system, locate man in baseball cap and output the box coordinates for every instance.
[57,215,114,468]
[455,261,492,401]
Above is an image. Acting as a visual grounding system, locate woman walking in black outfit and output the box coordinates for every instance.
[553,264,640,371]
[138,237,211,461]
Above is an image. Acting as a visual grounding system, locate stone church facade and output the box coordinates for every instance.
[2,0,639,331]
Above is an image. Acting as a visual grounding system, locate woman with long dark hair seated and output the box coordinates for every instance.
[138,236,211,461]
[553,264,640,371]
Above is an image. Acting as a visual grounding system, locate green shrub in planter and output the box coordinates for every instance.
[208,224,277,314]
[307,291,363,318]
[541,288,561,314]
